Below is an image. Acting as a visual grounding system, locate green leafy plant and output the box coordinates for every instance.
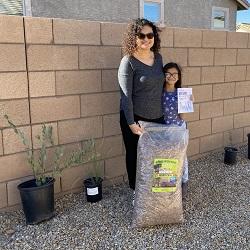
[87,139,103,185]
[4,115,97,186]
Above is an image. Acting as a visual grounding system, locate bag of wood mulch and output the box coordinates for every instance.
[131,121,189,228]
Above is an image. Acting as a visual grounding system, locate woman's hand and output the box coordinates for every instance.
[129,123,144,135]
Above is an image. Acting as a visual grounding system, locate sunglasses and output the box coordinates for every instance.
[137,32,154,40]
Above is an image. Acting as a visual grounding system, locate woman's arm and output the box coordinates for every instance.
[118,56,134,125]
[118,57,144,135]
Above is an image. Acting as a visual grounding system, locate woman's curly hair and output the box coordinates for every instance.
[122,18,161,56]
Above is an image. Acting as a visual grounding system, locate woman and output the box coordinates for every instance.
[118,18,165,194]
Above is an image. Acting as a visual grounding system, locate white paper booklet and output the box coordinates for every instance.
[177,88,194,113]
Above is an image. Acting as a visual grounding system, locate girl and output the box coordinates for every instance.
[162,62,189,198]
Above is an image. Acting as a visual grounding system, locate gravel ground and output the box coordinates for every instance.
[0,145,249,250]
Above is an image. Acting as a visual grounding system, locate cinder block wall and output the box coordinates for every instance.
[0,15,250,210]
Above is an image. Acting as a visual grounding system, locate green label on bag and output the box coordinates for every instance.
[152,158,178,193]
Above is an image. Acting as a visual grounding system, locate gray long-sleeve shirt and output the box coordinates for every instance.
[118,53,165,125]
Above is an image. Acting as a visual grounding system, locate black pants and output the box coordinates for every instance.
[120,110,164,190]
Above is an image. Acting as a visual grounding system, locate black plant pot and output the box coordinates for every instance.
[247,133,250,160]
[18,177,55,225]
[224,147,238,165]
[83,177,103,203]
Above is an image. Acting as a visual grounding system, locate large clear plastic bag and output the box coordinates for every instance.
[131,121,189,228]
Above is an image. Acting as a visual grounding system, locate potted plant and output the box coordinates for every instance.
[83,139,103,203]
[4,115,95,224]
[224,131,238,165]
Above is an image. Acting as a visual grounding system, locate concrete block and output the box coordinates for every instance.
[95,135,123,159]
[0,133,3,156]
[225,66,246,82]
[54,19,100,45]
[81,92,119,117]
[224,98,244,115]
[161,28,174,47]
[0,15,24,43]
[25,17,53,44]
[192,85,212,102]
[56,70,101,95]
[3,126,31,154]
[174,28,202,47]
[202,30,226,48]
[246,66,250,80]
[214,49,237,66]
[0,72,28,99]
[105,156,126,179]
[182,67,201,86]
[27,45,78,71]
[0,153,32,182]
[235,81,250,97]
[189,48,214,66]
[58,117,102,144]
[79,46,121,69]
[0,183,7,208]
[224,128,243,146]
[102,69,119,91]
[227,32,248,48]
[30,96,80,123]
[29,71,55,97]
[187,138,200,156]
[0,44,26,72]
[200,101,223,119]
[0,99,30,127]
[103,113,121,136]
[213,82,235,100]
[161,48,188,66]
[200,133,223,153]
[201,66,225,84]
[245,97,250,111]
[234,112,250,128]
[188,119,211,139]
[237,49,250,65]
[212,115,233,133]
[101,22,126,46]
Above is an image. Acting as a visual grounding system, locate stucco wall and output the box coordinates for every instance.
[165,0,237,31]
[30,0,139,22]
[1,15,250,210]
[29,0,238,31]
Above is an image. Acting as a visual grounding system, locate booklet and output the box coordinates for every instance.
[177,88,194,113]
[152,158,178,193]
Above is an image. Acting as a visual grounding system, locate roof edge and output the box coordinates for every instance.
[236,0,249,10]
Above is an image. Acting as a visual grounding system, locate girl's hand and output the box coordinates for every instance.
[129,123,144,135]
[190,94,195,102]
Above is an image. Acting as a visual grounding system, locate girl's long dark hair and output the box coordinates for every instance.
[163,62,182,89]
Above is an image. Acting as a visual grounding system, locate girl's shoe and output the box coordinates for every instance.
[182,182,188,200]
[132,191,135,206]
